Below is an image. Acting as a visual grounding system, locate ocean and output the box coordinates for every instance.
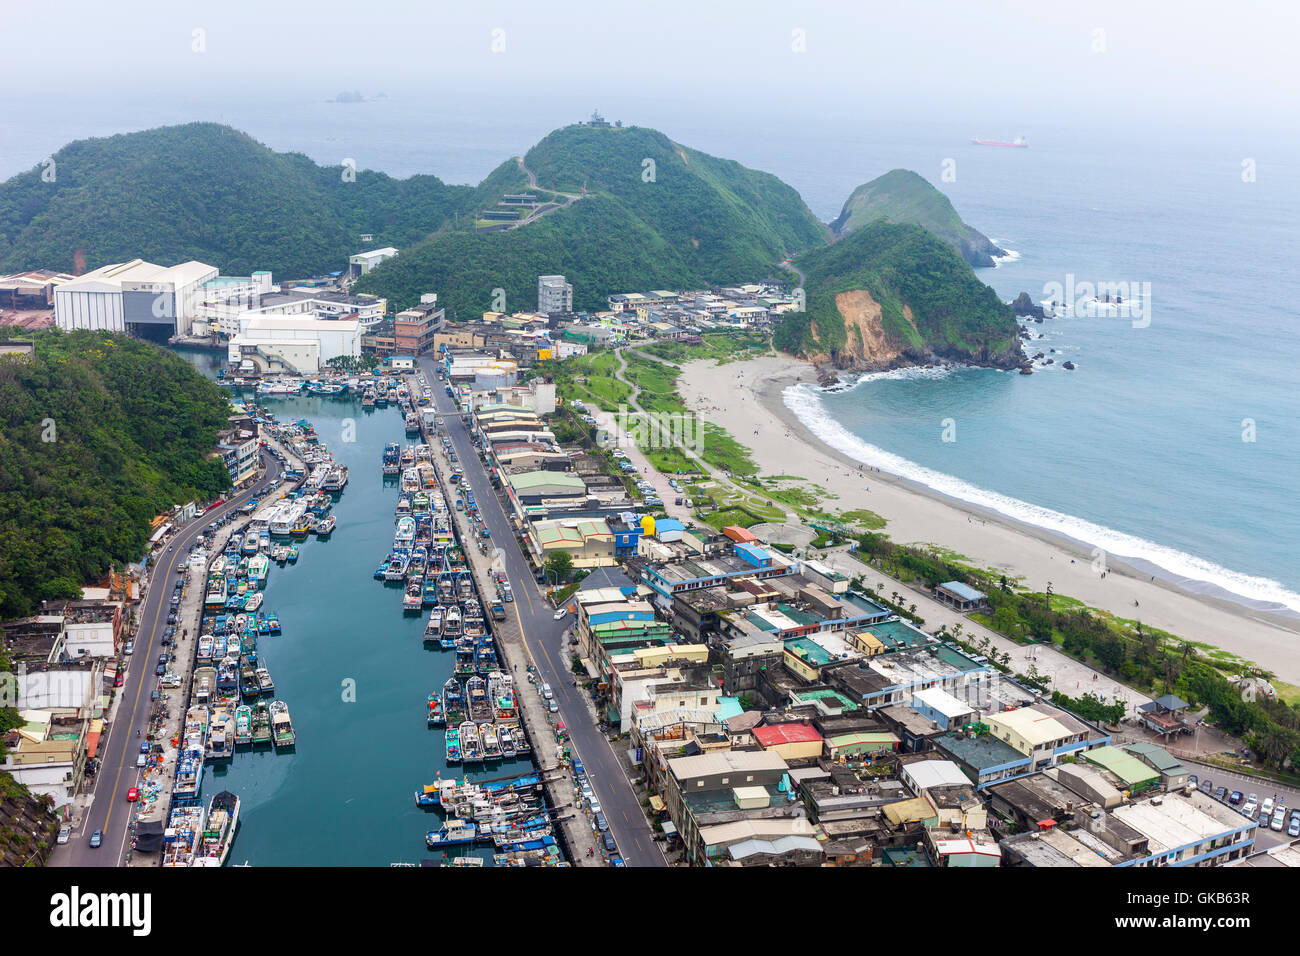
[8,88,1297,613]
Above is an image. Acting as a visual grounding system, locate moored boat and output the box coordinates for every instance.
[251,700,272,745]
[445,725,461,764]
[234,705,253,745]
[193,791,240,867]
[270,700,296,749]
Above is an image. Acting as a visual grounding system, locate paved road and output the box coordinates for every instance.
[59,450,281,866]
[420,359,665,867]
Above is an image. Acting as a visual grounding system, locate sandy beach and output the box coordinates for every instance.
[678,354,1300,686]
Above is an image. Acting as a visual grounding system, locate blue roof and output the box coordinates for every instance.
[938,581,985,602]
[656,518,684,533]
[715,696,744,722]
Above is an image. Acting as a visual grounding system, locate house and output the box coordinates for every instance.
[751,722,824,762]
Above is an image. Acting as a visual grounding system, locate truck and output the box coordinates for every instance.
[490,602,506,621]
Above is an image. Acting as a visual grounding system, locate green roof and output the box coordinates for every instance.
[1083,746,1161,787]
[509,470,586,492]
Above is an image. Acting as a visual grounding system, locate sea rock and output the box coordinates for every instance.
[1045,358,1054,365]
[1033,316,1044,324]
[1062,361,1076,370]
[1018,366,1033,375]
[1011,291,1046,319]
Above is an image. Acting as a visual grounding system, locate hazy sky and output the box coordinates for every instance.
[3,0,1295,130]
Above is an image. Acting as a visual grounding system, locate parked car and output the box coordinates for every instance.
[541,683,553,699]
[1199,779,1212,793]
[1271,808,1287,831]
[113,674,124,688]
[594,812,609,832]
[124,642,134,656]
[553,608,568,621]
[57,825,71,845]
[136,754,147,768]
[126,787,139,802]
[89,830,102,848]
[155,663,167,676]
[1215,787,1227,802]
[1229,790,1243,805]
[1189,774,1198,788]
[1262,797,1275,818]
[603,833,618,854]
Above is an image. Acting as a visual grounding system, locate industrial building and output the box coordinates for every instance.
[54,259,217,335]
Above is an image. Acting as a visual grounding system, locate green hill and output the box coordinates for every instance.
[0,330,231,619]
[775,220,1023,369]
[0,123,484,277]
[830,168,1005,268]
[356,124,828,314]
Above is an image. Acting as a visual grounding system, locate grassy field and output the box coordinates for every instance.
[640,331,773,365]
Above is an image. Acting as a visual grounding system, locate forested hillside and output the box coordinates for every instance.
[0,330,231,619]
[0,123,481,277]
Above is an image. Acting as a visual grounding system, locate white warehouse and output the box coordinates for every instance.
[228,316,363,374]
[54,259,217,335]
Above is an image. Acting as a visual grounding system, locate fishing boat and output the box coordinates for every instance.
[426,692,444,727]
[251,700,272,745]
[384,551,410,581]
[286,544,299,562]
[382,441,400,475]
[444,725,461,764]
[239,659,260,698]
[422,577,440,606]
[315,514,337,535]
[394,497,412,517]
[362,388,377,408]
[270,700,296,749]
[248,553,270,586]
[426,819,477,848]
[259,531,271,553]
[480,722,502,760]
[475,641,498,675]
[192,791,240,867]
[498,719,529,755]
[162,805,207,867]
[271,544,292,562]
[459,721,481,763]
[466,676,492,722]
[394,515,416,548]
[403,581,424,612]
[243,591,263,612]
[443,678,466,725]
[235,705,253,745]
[216,656,239,694]
[454,641,476,679]
[207,705,236,761]
[242,530,260,555]
[424,606,444,642]
[498,722,518,759]
[322,464,349,492]
[256,666,275,696]
[444,604,463,639]
[197,634,214,662]
[407,545,427,580]
[405,412,421,435]
[489,672,517,720]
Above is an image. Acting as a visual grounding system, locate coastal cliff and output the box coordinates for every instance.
[774,220,1026,376]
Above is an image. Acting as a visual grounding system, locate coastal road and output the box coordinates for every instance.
[58,450,282,867]
[419,358,665,867]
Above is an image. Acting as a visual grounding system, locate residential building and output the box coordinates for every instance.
[538,274,573,314]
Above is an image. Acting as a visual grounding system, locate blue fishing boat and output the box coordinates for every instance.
[426,819,476,848]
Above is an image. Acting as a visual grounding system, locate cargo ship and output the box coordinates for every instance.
[971,136,1028,148]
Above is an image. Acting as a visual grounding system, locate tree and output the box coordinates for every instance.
[544,550,574,582]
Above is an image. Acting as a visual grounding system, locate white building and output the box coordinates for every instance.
[228,316,363,374]
[54,259,218,335]
[538,274,573,314]
[348,247,398,279]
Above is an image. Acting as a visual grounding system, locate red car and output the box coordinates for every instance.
[113,674,124,687]
[126,787,139,802]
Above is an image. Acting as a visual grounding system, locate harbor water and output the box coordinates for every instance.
[178,350,537,865]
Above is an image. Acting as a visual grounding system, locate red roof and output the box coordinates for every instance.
[722,525,758,543]
[752,722,823,747]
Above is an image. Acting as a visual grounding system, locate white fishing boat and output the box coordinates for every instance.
[192,791,240,867]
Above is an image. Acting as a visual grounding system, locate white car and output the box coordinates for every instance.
[553,608,568,621]
[541,683,553,700]
[1241,801,1258,818]
[57,825,71,845]
[1261,797,1275,818]
[1272,809,1287,831]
